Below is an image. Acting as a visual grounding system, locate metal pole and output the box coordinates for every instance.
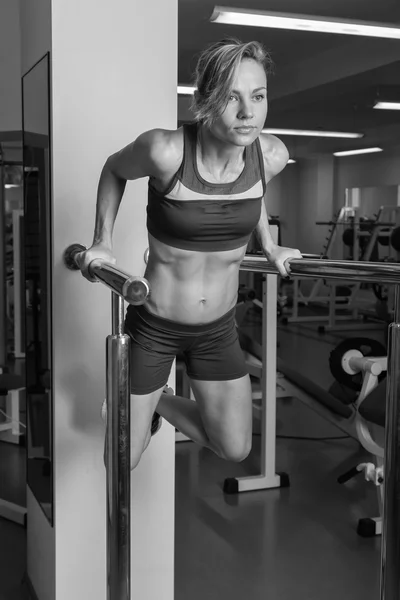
[0,163,7,370]
[64,244,400,288]
[240,255,400,285]
[63,243,150,306]
[106,292,131,600]
[380,285,400,600]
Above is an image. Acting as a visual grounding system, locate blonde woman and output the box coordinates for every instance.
[81,38,302,470]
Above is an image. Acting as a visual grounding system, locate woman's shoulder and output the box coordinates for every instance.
[258,133,290,178]
[144,127,184,178]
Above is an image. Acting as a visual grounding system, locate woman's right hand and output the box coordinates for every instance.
[78,242,117,282]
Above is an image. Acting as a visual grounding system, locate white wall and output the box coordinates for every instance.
[51,0,177,597]
[265,162,299,248]
[20,0,177,599]
[0,0,22,132]
[357,185,398,218]
[273,149,400,258]
[334,148,400,211]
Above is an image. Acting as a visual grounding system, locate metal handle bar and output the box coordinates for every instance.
[65,243,400,300]
[241,255,400,285]
[315,221,395,227]
[63,243,150,305]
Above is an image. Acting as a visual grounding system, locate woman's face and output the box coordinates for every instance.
[210,58,268,147]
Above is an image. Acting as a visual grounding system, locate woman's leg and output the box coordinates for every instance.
[156,374,252,461]
[155,387,213,449]
[103,385,166,470]
[156,306,252,460]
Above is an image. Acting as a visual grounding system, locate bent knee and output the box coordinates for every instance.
[104,449,142,472]
[130,440,150,471]
[131,456,141,471]
[217,438,252,463]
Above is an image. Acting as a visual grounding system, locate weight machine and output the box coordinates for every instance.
[286,206,400,332]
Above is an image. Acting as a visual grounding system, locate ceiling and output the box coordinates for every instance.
[178,0,400,158]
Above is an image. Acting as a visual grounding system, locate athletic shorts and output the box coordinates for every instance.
[124,303,249,395]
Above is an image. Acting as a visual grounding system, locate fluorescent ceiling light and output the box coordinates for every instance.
[210,7,400,39]
[263,128,363,139]
[374,101,400,110]
[334,147,383,157]
[178,85,196,95]
[5,184,20,189]
[287,159,296,164]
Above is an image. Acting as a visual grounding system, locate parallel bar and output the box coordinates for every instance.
[241,255,400,285]
[381,286,400,600]
[63,244,150,306]
[92,262,150,306]
[112,291,125,337]
[66,242,400,600]
[260,274,278,481]
[106,293,131,600]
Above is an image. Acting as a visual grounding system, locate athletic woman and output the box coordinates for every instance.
[80,38,302,470]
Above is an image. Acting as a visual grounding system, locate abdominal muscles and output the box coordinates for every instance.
[143,234,247,324]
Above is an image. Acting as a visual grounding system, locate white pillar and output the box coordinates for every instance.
[20,1,177,599]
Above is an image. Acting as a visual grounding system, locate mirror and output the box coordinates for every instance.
[22,53,53,525]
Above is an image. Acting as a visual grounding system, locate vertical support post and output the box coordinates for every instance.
[106,293,131,600]
[0,164,7,370]
[260,274,279,485]
[12,210,25,358]
[380,285,400,600]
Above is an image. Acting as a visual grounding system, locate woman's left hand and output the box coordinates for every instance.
[265,245,303,278]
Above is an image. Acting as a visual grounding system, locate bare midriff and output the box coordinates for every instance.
[143,233,247,324]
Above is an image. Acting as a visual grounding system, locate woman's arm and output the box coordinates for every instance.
[254,133,290,255]
[255,134,302,277]
[92,128,180,248]
[254,197,277,256]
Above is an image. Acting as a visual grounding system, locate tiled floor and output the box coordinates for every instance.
[175,397,381,600]
[0,304,386,600]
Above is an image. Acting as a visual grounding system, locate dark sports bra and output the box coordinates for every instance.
[146,122,266,252]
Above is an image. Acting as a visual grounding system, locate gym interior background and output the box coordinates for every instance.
[1,0,400,599]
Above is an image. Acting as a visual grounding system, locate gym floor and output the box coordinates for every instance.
[0,302,385,600]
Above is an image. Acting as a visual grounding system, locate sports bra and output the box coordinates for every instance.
[146,122,266,252]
